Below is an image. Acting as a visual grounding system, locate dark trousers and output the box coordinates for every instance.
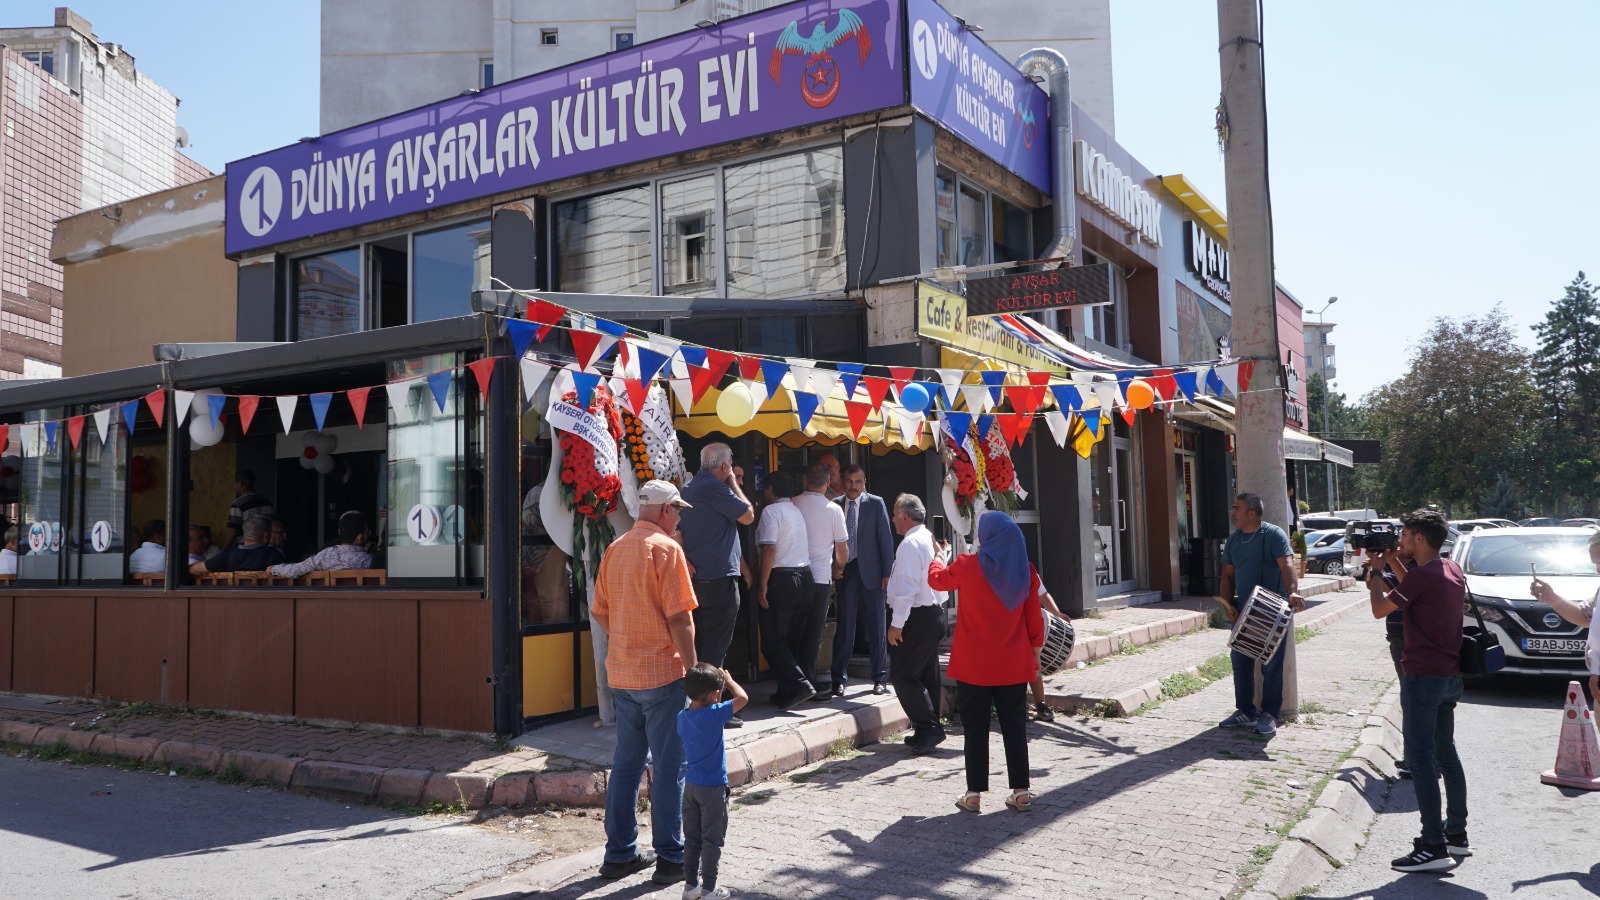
[889,605,944,731]
[1401,674,1468,845]
[692,577,741,669]
[759,567,814,702]
[956,681,1031,793]
[794,580,832,687]
[1388,635,1408,717]
[1230,627,1288,719]
[682,782,730,890]
[831,561,888,686]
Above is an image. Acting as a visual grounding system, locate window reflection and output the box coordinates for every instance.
[661,175,717,296]
[935,168,958,269]
[992,196,1031,264]
[554,186,652,295]
[294,248,361,340]
[73,418,128,582]
[725,149,844,298]
[959,184,987,266]
[413,221,491,323]
[386,354,483,583]
[17,415,65,582]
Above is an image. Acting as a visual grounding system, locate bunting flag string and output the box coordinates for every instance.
[346,387,371,429]
[238,395,261,435]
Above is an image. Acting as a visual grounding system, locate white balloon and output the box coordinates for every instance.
[311,434,337,455]
[300,431,319,448]
[300,453,315,470]
[312,453,335,475]
[189,413,224,448]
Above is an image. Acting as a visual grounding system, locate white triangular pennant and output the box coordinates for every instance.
[1216,362,1242,396]
[961,384,991,413]
[520,358,553,403]
[1043,410,1071,447]
[937,368,965,405]
[806,367,840,401]
[385,381,413,423]
[743,378,769,409]
[611,377,635,414]
[1092,382,1118,411]
[173,390,195,427]
[18,424,37,457]
[668,377,694,411]
[275,395,298,434]
[894,406,924,446]
[669,354,689,380]
[93,409,112,445]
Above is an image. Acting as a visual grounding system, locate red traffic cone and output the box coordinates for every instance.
[1540,681,1600,790]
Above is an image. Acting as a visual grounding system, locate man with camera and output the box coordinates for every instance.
[1366,509,1470,873]
[1216,492,1306,736]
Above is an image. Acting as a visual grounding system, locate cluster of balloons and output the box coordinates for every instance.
[190,391,226,448]
[300,432,338,475]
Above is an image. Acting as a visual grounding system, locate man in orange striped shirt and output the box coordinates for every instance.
[594,480,699,886]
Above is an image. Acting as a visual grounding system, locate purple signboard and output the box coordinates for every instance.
[225,0,905,255]
[904,0,1050,193]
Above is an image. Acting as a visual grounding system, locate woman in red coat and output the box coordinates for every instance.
[929,511,1045,813]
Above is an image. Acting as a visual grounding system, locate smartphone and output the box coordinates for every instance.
[930,515,947,544]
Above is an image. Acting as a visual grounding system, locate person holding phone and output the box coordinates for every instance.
[1530,530,1600,702]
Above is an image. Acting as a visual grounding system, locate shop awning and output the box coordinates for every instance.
[1284,428,1322,461]
[675,381,932,453]
[1321,440,1355,468]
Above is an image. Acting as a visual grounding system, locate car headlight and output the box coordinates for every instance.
[1466,599,1506,623]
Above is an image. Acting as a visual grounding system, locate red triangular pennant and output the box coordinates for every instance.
[736,356,762,382]
[1120,406,1137,426]
[345,388,370,429]
[998,412,1030,448]
[66,416,85,449]
[144,390,166,427]
[1238,360,1255,393]
[863,376,892,412]
[689,365,719,405]
[1027,371,1052,387]
[569,330,606,371]
[467,358,496,400]
[843,400,872,439]
[617,339,632,370]
[1003,385,1039,416]
[1026,371,1051,414]
[624,378,649,413]
[527,298,566,340]
[704,349,736,386]
[238,395,260,434]
[889,367,916,391]
[1151,368,1178,402]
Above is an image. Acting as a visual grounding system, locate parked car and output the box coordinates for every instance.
[1302,529,1344,549]
[1520,517,1563,528]
[1346,520,1460,577]
[1455,527,1598,675]
[1451,519,1507,533]
[1301,515,1348,533]
[1559,518,1600,530]
[1306,537,1346,575]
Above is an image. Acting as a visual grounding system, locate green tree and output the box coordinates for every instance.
[1529,272,1600,516]
[1304,372,1366,511]
[1478,472,1521,519]
[1362,307,1541,517]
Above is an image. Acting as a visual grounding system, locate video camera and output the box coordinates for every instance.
[1347,522,1398,554]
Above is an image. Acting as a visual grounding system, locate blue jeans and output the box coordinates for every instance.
[1401,674,1468,845]
[1231,633,1287,719]
[605,679,687,865]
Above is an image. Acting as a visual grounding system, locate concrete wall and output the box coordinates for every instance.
[51,176,236,376]
[320,0,492,133]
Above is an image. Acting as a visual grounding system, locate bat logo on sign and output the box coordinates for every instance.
[769,8,873,109]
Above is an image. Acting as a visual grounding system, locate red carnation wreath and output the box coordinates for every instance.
[555,385,624,592]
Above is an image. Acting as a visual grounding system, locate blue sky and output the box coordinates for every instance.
[14,1,1595,402]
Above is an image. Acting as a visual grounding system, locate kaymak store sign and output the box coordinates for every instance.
[226,0,904,255]
[1074,141,1161,247]
[906,0,1050,193]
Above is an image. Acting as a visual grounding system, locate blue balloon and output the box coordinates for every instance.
[899,383,930,414]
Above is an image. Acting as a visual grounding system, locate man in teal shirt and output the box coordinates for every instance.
[1216,492,1305,735]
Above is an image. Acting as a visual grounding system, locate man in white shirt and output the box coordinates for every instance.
[756,471,817,710]
[792,463,849,696]
[0,526,19,575]
[128,520,167,575]
[886,493,948,754]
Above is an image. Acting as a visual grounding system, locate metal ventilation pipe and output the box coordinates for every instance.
[1015,48,1075,263]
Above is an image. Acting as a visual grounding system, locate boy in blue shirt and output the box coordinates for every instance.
[677,662,748,900]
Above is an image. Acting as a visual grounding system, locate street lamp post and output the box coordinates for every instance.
[1310,297,1338,512]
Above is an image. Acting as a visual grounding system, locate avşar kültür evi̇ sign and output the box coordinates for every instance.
[962,264,1116,317]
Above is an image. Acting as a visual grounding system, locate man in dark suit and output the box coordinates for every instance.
[829,464,896,696]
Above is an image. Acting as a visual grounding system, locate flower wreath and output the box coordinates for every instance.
[556,385,624,592]
[982,421,1022,513]
[941,434,980,524]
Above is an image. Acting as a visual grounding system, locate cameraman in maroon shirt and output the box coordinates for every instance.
[1366,509,1469,873]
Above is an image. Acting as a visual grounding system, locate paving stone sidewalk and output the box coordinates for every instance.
[508,585,1395,900]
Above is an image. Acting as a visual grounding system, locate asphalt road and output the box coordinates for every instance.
[0,755,538,900]
[1310,674,1600,899]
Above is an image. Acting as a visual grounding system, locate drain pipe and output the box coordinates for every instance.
[1015,48,1075,265]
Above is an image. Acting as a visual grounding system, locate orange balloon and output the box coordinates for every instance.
[1127,378,1155,410]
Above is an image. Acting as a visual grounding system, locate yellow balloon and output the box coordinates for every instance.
[715,381,757,427]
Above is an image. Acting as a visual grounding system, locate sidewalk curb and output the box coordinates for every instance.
[1243,683,1402,900]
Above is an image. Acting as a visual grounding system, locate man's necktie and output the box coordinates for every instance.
[846,498,858,562]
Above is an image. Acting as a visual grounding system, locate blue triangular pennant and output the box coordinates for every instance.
[679,346,707,369]
[975,414,995,442]
[43,420,58,452]
[1174,371,1199,404]
[427,370,453,412]
[795,390,821,431]
[980,370,1007,404]
[637,347,671,384]
[1116,377,1131,402]
[1082,412,1101,438]
[207,393,227,428]
[759,359,791,396]
[506,319,538,359]
[1050,384,1082,412]
[309,392,333,431]
[1204,367,1228,397]
[571,370,600,408]
[837,363,864,400]
[121,399,140,434]
[594,318,629,339]
[943,411,972,450]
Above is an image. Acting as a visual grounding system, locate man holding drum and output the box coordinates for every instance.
[1215,492,1306,736]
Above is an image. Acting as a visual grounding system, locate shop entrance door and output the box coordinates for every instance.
[1091,435,1139,596]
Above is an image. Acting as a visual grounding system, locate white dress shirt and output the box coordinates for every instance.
[756,499,811,569]
[792,490,848,584]
[128,542,166,574]
[887,523,945,629]
[0,547,16,575]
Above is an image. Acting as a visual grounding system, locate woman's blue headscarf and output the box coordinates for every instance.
[977,511,1030,612]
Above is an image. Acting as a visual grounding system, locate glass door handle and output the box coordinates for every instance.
[1117,499,1127,532]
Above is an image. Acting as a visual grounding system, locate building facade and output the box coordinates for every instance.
[1303,320,1335,384]
[0,7,207,379]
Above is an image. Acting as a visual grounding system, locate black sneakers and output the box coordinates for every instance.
[599,850,657,880]
[1445,830,1472,858]
[1391,839,1457,873]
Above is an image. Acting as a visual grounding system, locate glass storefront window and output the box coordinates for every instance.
[935,168,958,269]
[16,415,66,583]
[71,418,128,583]
[554,186,652,295]
[992,196,1031,263]
[293,248,362,340]
[412,220,491,323]
[661,175,717,295]
[385,353,483,583]
[724,149,844,298]
[959,184,987,266]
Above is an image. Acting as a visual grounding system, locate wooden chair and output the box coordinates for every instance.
[232,570,293,586]
[314,568,387,587]
[196,572,236,587]
[0,573,15,586]
[130,572,164,586]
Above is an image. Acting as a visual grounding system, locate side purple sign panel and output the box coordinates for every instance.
[904,0,1049,193]
[226,0,904,255]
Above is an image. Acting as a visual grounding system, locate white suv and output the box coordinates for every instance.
[1454,527,1597,675]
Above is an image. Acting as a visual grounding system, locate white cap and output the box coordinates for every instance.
[638,479,691,508]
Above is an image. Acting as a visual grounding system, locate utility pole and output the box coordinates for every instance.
[1217,0,1288,528]
[1217,0,1297,716]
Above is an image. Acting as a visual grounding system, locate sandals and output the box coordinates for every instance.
[1005,790,1034,812]
[955,792,981,812]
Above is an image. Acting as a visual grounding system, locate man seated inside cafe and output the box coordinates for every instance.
[128,519,167,574]
[267,510,373,579]
[268,518,289,551]
[190,514,286,576]
[0,526,18,575]
[186,525,211,566]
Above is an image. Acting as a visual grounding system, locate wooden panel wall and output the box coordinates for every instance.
[295,596,419,727]
[95,594,190,705]
[12,596,95,697]
[188,594,295,716]
[418,597,493,731]
[0,596,12,692]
